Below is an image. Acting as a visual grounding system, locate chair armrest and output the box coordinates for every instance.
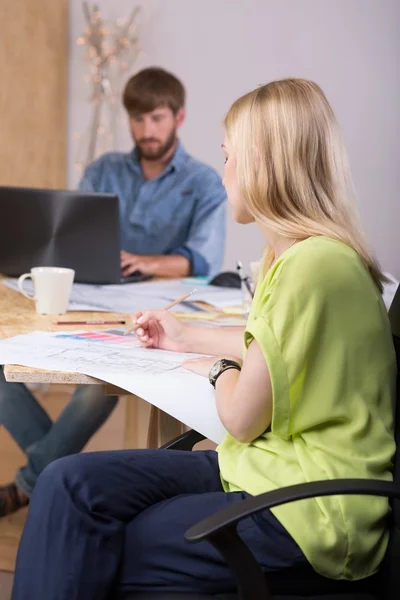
[160,429,205,451]
[186,478,400,542]
[184,479,399,600]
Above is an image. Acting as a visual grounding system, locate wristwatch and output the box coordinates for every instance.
[209,359,242,388]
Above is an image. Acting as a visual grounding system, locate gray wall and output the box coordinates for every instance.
[68,0,400,277]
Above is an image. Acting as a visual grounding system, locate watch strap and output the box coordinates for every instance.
[209,359,241,388]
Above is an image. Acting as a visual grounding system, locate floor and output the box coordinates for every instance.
[0,572,12,599]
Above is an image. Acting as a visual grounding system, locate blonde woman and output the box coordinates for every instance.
[12,80,396,599]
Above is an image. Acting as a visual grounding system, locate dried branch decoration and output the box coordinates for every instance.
[75,2,141,172]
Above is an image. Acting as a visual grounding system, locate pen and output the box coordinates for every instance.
[124,288,198,335]
[56,320,126,325]
[236,261,254,298]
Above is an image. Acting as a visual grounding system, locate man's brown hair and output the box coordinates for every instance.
[123,67,186,115]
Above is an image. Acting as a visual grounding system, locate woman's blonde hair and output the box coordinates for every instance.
[224,78,386,292]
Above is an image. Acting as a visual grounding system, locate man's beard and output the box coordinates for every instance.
[136,129,177,161]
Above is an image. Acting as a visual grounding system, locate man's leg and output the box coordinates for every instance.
[0,367,118,508]
[0,367,52,514]
[0,367,52,452]
[12,448,222,600]
[15,385,118,494]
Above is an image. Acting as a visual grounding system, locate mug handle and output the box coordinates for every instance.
[17,273,36,301]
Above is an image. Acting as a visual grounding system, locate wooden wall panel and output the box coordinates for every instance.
[0,0,67,188]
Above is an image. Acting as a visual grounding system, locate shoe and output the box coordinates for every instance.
[0,483,29,517]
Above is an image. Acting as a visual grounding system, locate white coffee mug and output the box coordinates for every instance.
[17,267,75,315]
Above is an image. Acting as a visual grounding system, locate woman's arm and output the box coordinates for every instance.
[184,325,245,357]
[131,309,245,357]
[184,339,272,443]
[132,310,271,442]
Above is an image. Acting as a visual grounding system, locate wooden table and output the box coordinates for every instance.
[0,277,185,447]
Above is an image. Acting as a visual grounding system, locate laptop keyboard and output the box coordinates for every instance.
[120,271,153,284]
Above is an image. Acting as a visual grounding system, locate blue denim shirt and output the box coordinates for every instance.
[78,143,226,276]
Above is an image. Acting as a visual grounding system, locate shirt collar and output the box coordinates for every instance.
[168,141,187,172]
[128,140,187,176]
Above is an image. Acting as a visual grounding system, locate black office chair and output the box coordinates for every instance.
[116,286,400,600]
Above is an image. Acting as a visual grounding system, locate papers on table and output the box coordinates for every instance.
[129,280,243,308]
[0,331,227,444]
[2,279,243,314]
[4,270,397,315]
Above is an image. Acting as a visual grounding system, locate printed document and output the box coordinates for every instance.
[0,331,227,443]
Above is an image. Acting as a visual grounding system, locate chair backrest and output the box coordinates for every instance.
[388,285,400,485]
[381,285,400,599]
[389,284,400,339]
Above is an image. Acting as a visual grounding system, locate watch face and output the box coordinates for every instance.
[210,360,223,379]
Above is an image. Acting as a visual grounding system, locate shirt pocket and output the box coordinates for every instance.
[136,204,191,238]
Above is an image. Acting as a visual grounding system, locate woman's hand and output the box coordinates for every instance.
[183,355,243,377]
[129,310,189,352]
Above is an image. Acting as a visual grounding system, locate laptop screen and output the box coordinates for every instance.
[0,186,121,284]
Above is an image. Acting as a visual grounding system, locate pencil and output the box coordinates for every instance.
[56,320,126,325]
[162,288,198,310]
[124,288,198,335]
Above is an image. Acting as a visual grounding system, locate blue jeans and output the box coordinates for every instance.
[0,367,118,495]
[12,450,306,599]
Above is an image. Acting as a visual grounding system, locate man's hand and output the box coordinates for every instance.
[120,250,190,278]
[120,251,159,276]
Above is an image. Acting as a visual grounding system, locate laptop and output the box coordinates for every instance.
[0,185,150,284]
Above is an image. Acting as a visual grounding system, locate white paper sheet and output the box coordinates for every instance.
[0,331,227,444]
[2,279,242,313]
[2,280,197,314]
[128,280,243,308]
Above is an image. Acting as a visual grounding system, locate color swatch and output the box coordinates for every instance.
[56,330,136,344]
